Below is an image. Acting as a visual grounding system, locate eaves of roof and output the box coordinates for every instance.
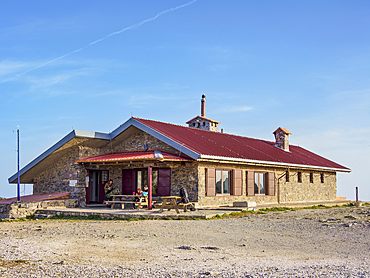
[8,130,110,183]
[186,115,221,124]
[76,150,193,163]
[199,155,351,172]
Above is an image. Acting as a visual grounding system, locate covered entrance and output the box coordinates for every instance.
[77,150,193,206]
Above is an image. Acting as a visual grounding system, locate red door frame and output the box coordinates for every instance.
[86,170,108,204]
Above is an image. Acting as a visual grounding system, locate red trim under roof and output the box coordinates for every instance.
[76,150,192,163]
[132,117,350,171]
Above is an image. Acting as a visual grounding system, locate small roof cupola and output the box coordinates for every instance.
[273,127,292,152]
[186,95,220,132]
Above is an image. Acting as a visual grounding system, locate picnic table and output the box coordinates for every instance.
[154,196,193,213]
[104,195,148,209]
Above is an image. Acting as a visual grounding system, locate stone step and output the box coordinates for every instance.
[34,213,53,219]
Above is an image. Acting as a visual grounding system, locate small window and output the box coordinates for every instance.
[254,172,266,195]
[216,170,230,195]
[102,170,109,182]
[203,122,206,126]
[192,123,195,126]
[320,173,324,183]
[285,171,289,182]
[310,173,313,183]
[297,172,302,183]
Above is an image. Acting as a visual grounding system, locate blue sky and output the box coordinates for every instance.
[1,1,369,201]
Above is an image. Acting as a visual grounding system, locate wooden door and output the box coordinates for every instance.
[157,168,171,196]
[122,169,136,195]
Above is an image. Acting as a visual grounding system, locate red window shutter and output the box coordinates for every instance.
[266,172,275,196]
[246,171,254,196]
[232,169,242,196]
[206,168,216,197]
[157,168,171,196]
[122,169,136,195]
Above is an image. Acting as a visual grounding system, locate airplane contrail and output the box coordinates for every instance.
[1,0,197,84]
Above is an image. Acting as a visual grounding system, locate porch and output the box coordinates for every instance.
[33,204,246,220]
[32,198,353,220]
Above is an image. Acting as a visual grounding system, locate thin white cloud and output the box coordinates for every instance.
[220,105,253,113]
[0,0,198,84]
[0,60,36,78]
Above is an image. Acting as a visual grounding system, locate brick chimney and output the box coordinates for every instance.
[273,127,292,152]
[201,94,206,117]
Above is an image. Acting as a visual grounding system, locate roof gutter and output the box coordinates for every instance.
[199,154,351,173]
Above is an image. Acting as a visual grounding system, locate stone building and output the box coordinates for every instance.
[8,96,350,207]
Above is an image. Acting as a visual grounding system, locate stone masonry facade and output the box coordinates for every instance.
[32,129,337,207]
[197,160,337,207]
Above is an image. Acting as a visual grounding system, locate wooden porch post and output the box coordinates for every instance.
[147,166,152,210]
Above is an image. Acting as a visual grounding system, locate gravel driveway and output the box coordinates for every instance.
[0,204,369,277]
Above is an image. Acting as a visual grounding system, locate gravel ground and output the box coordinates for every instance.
[0,204,369,277]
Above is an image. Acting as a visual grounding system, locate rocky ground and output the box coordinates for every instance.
[0,204,369,277]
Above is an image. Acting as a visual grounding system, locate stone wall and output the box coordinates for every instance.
[33,141,88,205]
[0,199,78,220]
[113,131,180,154]
[196,161,337,207]
[279,171,336,203]
[197,162,278,207]
[168,162,198,201]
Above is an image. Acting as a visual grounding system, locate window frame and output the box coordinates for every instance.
[254,172,266,195]
[309,172,314,183]
[136,168,159,195]
[215,168,231,195]
[297,171,302,183]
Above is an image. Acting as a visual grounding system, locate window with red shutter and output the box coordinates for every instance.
[206,168,216,197]
[266,172,275,196]
[246,171,254,196]
[232,169,242,196]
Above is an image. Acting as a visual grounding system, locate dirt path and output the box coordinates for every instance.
[0,205,369,277]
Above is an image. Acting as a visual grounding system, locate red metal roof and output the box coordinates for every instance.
[0,192,69,205]
[76,150,192,163]
[133,118,350,171]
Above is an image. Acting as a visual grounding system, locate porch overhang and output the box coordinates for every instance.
[76,150,194,164]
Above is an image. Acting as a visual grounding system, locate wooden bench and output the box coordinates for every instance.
[104,195,148,209]
[154,196,194,213]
